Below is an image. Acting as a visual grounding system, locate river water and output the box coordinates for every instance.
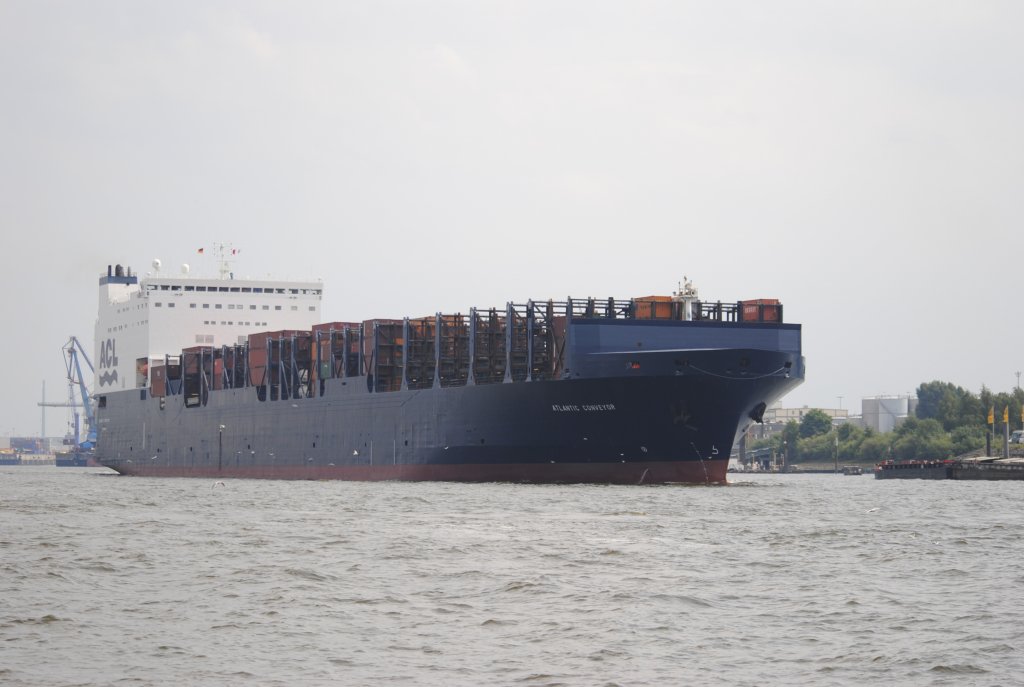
[2,465,1022,686]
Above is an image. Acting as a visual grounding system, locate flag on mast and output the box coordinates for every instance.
[988,405,994,425]
[1004,406,1009,424]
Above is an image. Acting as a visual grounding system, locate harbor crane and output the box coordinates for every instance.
[64,336,96,449]
[37,337,97,450]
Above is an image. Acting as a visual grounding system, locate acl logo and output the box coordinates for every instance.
[99,338,119,386]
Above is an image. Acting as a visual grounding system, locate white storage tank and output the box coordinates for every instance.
[862,396,913,433]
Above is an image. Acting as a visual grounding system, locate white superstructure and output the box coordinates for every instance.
[94,261,323,392]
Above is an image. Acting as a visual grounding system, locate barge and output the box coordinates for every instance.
[949,458,1024,481]
[874,460,952,480]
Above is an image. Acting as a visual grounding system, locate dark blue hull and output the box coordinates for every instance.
[97,341,803,484]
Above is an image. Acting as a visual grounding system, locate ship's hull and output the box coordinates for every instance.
[96,458,728,484]
[97,347,802,485]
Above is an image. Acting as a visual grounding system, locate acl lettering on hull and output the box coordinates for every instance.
[551,404,617,412]
[98,337,120,387]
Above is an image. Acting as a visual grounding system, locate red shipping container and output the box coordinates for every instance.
[212,358,224,390]
[312,321,359,334]
[151,364,167,397]
[362,319,403,364]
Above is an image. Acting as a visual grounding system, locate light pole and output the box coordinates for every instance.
[218,424,225,472]
[834,434,839,474]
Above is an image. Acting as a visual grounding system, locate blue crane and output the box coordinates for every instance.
[63,336,97,449]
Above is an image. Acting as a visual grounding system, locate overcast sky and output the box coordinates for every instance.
[2,1,1022,437]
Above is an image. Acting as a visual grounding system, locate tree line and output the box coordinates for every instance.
[749,381,1024,464]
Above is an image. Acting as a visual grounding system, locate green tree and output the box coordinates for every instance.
[950,425,985,455]
[837,425,871,461]
[799,409,833,438]
[800,431,837,462]
[891,417,952,460]
[836,423,859,442]
[835,427,868,464]
[916,381,978,430]
[780,420,800,463]
[1014,388,1024,432]
[857,432,891,463]
[958,391,984,429]
[979,385,995,427]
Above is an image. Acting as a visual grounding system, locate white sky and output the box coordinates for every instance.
[2,1,1022,436]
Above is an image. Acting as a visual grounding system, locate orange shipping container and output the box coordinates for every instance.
[740,299,781,322]
[634,298,675,320]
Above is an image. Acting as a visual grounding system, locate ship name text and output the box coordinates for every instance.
[551,403,617,412]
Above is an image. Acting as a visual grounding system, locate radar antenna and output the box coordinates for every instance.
[207,242,239,280]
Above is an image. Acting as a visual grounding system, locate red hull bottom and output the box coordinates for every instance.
[106,459,729,485]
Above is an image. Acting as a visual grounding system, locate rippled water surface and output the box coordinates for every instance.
[3,466,1023,686]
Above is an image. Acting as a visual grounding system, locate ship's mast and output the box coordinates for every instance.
[211,242,237,280]
[672,276,699,321]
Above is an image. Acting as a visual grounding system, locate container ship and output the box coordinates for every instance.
[93,259,804,484]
